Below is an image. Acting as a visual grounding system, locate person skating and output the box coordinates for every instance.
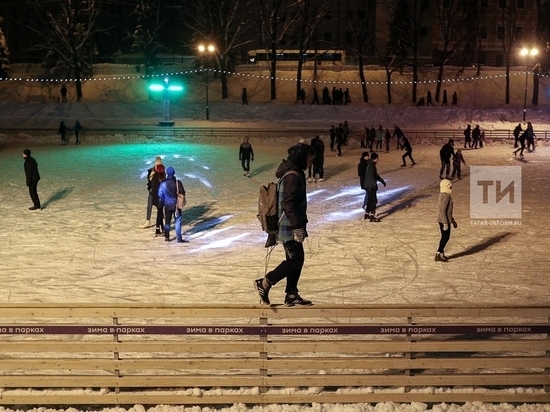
[73,119,82,144]
[472,125,481,149]
[329,125,336,151]
[451,149,465,179]
[451,91,458,106]
[310,135,325,182]
[526,122,535,151]
[23,149,41,210]
[311,88,319,105]
[435,179,457,262]
[150,163,166,236]
[400,135,416,167]
[463,124,471,148]
[441,90,448,106]
[513,123,522,148]
[239,137,254,177]
[363,152,386,222]
[384,127,392,153]
[513,130,527,157]
[58,121,68,145]
[60,84,67,103]
[439,139,455,179]
[254,142,315,307]
[358,151,370,212]
[375,125,384,150]
[142,156,163,228]
[158,167,186,242]
[393,125,404,149]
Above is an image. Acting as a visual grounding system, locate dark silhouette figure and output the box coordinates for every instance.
[311,88,319,105]
[451,91,458,106]
[298,88,306,104]
[58,121,68,145]
[23,149,41,210]
[73,120,82,144]
[426,90,433,106]
[513,123,523,148]
[241,88,248,105]
[441,90,448,106]
[60,84,67,103]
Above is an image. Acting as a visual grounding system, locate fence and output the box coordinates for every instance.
[0,303,549,406]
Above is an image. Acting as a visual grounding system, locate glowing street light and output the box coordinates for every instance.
[148,77,184,126]
[519,47,538,122]
[197,44,216,120]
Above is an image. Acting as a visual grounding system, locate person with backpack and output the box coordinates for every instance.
[158,166,186,243]
[255,142,314,307]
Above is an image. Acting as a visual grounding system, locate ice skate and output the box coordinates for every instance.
[434,252,448,262]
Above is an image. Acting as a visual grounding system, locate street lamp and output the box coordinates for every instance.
[148,77,184,126]
[520,47,538,122]
[197,44,216,120]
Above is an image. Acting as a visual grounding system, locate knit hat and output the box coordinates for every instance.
[23,149,31,156]
[440,179,452,194]
[154,156,162,165]
[154,164,165,174]
[287,143,314,170]
[166,166,175,176]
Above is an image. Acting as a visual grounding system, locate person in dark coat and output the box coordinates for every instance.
[310,135,325,182]
[439,139,455,179]
[472,125,481,149]
[463,124,471,148]
[451,91,458,106]
[441,90,448,106]
[329,125,336,151]
[513,123,523,148]
[239,137,254,177]
[358,152,370,211]
[73,119,82,144]
[363,152,386,222]
[426,90,433,106]
[241,88,248,105]
[58,121,68,145]
[254,142,314,307]
[513,130,527,157]
[150,163,166,236]
[298,88,306,104]
[311,88,319,105]
[158,166,186,242]
[400,135,416,167]
[393,125,404,149]
[60,84,67,103]
[23,149,41,210]
[142,156,163,228]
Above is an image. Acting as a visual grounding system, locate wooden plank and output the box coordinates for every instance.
[0,392,549,405]
[0,356,548,371]
[0,374,548,388]
[1,340,549,353]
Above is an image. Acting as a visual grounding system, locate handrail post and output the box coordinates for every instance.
[259,314,268,394]
[546,315,550,393]
[113,316,120,397]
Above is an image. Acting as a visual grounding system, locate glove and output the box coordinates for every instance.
[443,224,449,231]
[452,220,458,229]
[293,228,307,243]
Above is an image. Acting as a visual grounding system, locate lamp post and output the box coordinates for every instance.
[148,77,184,126]
[520,47,538,122]
[198,44,216,120]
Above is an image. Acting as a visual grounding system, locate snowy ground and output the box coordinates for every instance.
[0,68,549,411]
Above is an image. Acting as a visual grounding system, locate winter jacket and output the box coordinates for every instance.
[158,176,185,211]
[363,159,385,190]
[311,137,325,165]
[358,158,369,190]
[24,156,40,187]
[401,137,412,152]
[437,180,454,225]
[440,143,455,161]
[276,159,308,243]
[239,142,254,159]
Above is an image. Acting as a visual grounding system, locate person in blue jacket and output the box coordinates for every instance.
[158,166,186,243]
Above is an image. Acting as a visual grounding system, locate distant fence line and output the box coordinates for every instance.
[3,127,549,140]
[0,303,548,406]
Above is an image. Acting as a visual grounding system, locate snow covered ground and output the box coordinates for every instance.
[0,68,549,411]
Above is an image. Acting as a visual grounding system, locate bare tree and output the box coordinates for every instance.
[486,0,536,104]
[0,16,9,78]
[254,0,300,100]
[128,0,166,75]
[26,0,101,102]
[292,0,330,100]
[184,0,254,99]
[387,0,428,103]
[344,0,376,103]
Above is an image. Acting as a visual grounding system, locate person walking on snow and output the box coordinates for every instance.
[254,142,315,307]
[513,123,522,148]
[142,156,163,228]
[73,119,82,144]
[435,179,457,262]
[239,137,254,177]
[158,166,186,243]
[58,121,68,145]
[363,152,386,222]
[23,149,41,210]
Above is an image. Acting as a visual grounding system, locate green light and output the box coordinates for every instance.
[168,85,183,92]
[149,84,165,92]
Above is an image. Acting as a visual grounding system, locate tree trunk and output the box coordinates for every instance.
[412,54,418,103]
[270,41,277,100]
[435,63,444,102]
[505,54,510,105]
[74,65,83,102]
[357,55,368,103]
[386,70,392,104]
[221,71,228,99]
[296,58,304,101]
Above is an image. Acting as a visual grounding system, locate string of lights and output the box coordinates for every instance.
[0,68,547,86]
